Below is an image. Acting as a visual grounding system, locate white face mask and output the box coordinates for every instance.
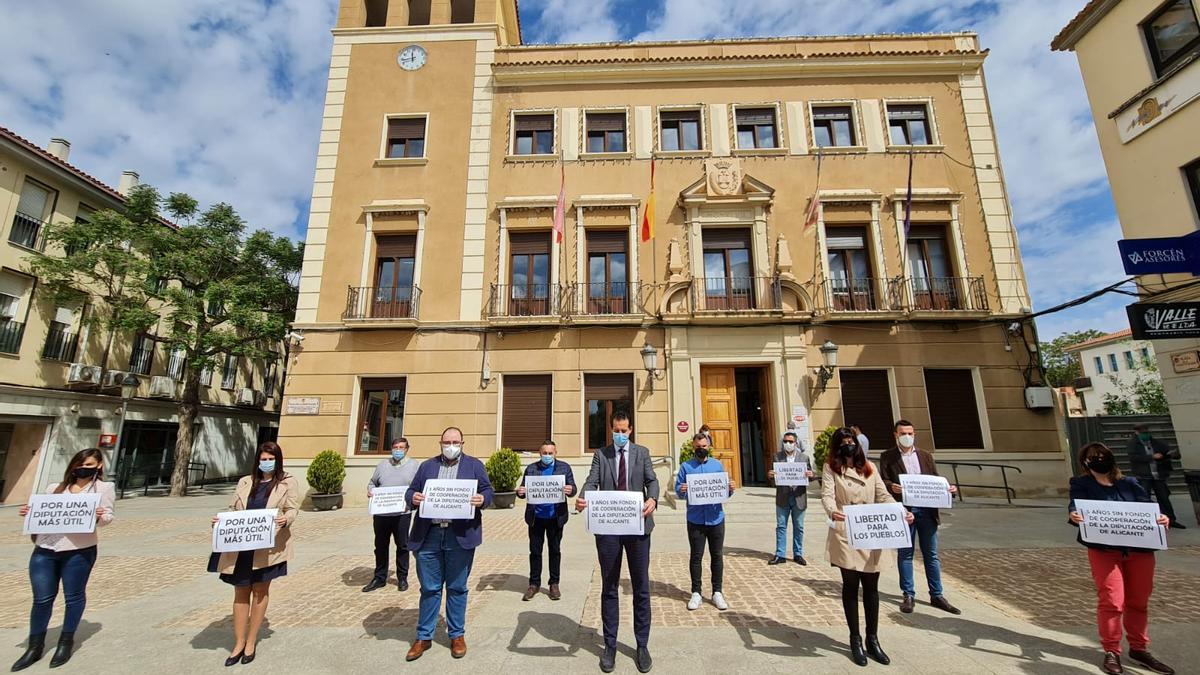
[442,444,462,460]
[783,442,796,453]
[897,433,915,449]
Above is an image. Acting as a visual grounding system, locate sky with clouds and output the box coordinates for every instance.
[0,0,1127,339]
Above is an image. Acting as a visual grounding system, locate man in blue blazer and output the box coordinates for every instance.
[516,440,577,601]
[576,411,659,674]
[404,427,493,662]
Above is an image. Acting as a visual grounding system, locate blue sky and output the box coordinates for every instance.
[0,0,1126,339]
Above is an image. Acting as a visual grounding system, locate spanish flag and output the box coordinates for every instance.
[640,158,656,242]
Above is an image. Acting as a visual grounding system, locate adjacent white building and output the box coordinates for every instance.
[1067,329,1158,415]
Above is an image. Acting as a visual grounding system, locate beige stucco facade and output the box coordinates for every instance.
[1054,0,1200,462]
[279,0,1065,503]
[0,129,281,503]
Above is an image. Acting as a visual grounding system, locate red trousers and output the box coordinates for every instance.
[1087,548,1155,652]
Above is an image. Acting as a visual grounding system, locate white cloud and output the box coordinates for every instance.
[520,0,622,44]
[0,0,338,238]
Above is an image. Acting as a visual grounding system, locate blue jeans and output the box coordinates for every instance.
[898,509,943,598]
[774,495,805,558]
[29,546,97,637]
[415,527,475,640]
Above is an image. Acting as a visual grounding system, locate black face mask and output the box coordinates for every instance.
[837,444,858,458]
[73,467,100,480]
[694,448,709,461]
[1087,457,1114,474]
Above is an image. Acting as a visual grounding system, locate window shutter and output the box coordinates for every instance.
[586,230,627,254]
[736,108,775,125]
[515,114,554,132]
[826,227,866,250]
[887,104,928,120]
[839,369,895,452]
[362,377,407,392]
[376,234,416,258]
[587,112,626,132]
[509,230,551,255]
[702,228,752,250]
[907,225,947,240]
[812,106,852,121]
[17,182,51,218]
[923,369,985,449]
[501,374,552,453]
[584,373,634,401]
[661,109,700,123]
[388,117,426,140]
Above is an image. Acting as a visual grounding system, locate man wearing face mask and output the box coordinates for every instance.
[879,420,960,615]
[363,438,420,593]
[576,411,659,673]
[404,427,493,662]
[675,433,735,611]
[767,432,815,566]
[1126,424,1185,529]
[516,441,577,601]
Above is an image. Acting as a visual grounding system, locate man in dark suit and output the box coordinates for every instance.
[404,427,494,662]
[879,419,960,616]
[516,440,577,601]
[766,431,815,565]
[576,411,659,673]
[1126,424,1185,529]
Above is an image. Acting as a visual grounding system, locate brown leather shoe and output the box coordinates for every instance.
[900,595,915,613]
[548,583,561,600]
[1129,650,1174,674]
[450,636,467,659]
[405,640,432,662]
[930,595,961,615]
[522,585,538,601]
[1102,650,1124,675]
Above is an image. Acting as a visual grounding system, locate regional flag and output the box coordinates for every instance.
[640,158,656,242]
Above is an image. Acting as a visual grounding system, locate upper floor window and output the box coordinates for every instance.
[129,334,155,375]
[221,353,238,390]
[660,109,702,152]
[812,105,856,148]
[1141,347,1152,361]
[450,0,475,23]
[0,292,17,322]
[1142,0,1200,76]
[826,226,876,311]
[385,117,426,158]
[1185,157,1200,220]
[10,180,55,250]
[1109,353,1120,372]
[373,234,417,318]
[907,225,958,310]
[508,231,552,316]
[735,107,778,149]
[887,103,933,146]
[701,228,754,309]
[1124,351,1136,369]
[513,113,554,155]
[585,112,627,153]
[364,0,388,27]
[1094,356,1104,374]
[408,0,431,25]
[586,230,629,314]
[167,348,187,380]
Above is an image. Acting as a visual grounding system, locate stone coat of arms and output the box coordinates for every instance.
[705,158,743,196]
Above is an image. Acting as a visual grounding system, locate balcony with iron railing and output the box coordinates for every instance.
[0,320,25,355]
[818,277,901,314]
[690,276,782,313]
[1074,377,1093,390]
[343,286,422,322]
[563,281,651,321]
[892,276,990,313]
[41,326,80,362]
[8,212,46,251]
[487,283,566,320]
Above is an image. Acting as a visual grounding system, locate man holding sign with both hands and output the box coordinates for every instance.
[767,431,814,566]
[363,437,419,593]
[516,440,576,601]
[675,433,734,611]
[879,419,961,616]
[576,411,658,674]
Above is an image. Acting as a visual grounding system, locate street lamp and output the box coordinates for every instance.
[112,373,140,468]
[814,340,839,393]
[641,343,665,391]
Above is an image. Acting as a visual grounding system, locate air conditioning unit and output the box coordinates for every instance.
[236,388,259,406]
[1024,386,1055,410]
[102,370,132,389]
[149,376,177,399]
[66,363,102,385]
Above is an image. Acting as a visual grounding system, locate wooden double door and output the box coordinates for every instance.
[699,365,775,488]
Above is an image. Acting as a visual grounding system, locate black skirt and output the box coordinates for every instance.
[208,550,288,587]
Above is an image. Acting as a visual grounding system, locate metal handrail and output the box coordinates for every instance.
[818,277,896,312]
[487,283,566,318]
[691,276,782,312]
[41,327,80,362]
[897,276,989,312]
[0,320,26,355]
[940,460,1021,504]
[565,281,644,316]
[8,211,46,251]
[344,285,422,320]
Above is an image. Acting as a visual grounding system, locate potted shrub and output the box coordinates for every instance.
[679,438,695,465]
[485,447,522,509]
[306,449,346,511]
[812,425,839,474]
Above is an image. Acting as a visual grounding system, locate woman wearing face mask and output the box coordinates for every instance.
[13,448,115,671]
[209,442,298,667]
[1069,443,1174,675]
[516,441,577,601]
[822,428,912,667]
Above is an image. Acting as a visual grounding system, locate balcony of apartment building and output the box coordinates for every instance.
[892,275,990,315]
[343,285,422,326]
[41,323,80,363]
[7,210,47,252]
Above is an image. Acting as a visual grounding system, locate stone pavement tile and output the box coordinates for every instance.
[162,512,364,546]
[941,547,1200,628]
[159,553,525,632]
[483,515,530,542]
[0,556,205,629]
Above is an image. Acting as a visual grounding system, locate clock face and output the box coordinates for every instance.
[398,45,427,71]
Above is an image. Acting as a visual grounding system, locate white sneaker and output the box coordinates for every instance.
[712,592,729,611]
[687,592,702,610]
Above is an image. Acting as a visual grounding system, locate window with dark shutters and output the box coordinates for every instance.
[501,374,552,453]
[838,369,894,452]
[923,368,985,449]
[584,373,635,452]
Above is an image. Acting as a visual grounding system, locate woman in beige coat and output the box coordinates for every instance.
[822,428,912,667]
[208,442,298,666]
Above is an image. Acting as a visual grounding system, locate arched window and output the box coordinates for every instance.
[408,0,431,25]
[364,0,388,27]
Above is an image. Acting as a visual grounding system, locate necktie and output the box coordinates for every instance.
[617,448,627,491]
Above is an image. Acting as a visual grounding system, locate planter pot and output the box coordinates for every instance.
[492,491,517,509]
[311,492,344,511]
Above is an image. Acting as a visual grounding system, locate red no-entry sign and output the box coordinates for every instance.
[677,421,689,433]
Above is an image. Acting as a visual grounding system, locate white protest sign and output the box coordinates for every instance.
[585,490,644,536]
[419,479,478,520]
[1076,499,1167,550]
[369,485,410,516]
[212,509,278,553]
[23,493,101,535]
[686,472,730,506]
[844,503,912,550]
[773,462,809,487]
[899,474,953,509]
[525,474,566,505]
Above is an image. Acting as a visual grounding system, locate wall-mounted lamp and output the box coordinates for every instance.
[641,343,665,391]
[813,339,839,393]
[69,403,79,414]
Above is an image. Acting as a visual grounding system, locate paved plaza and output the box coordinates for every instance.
[2,488,1199,674]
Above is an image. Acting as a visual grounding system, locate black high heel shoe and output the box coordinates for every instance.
[224,650,244,667]
[849,635,868,667]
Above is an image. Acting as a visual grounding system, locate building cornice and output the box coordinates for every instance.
[1051,0,1120,52]
[362,199,429,216]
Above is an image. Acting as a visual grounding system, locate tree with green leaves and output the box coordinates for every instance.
[1039,329,1106,388]
[28,185,302,496]
[1103,356,1168,416]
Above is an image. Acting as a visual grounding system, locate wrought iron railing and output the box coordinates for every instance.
[344,286,422,320]
[566,281,645,316]
[898,276,989,311]
[820,277,894,312]
[691,276,781,312]
[41,326,79,362]
[487,283,565,318]
[129,345,153,375]
[8,212,46,250]
[0,320,25,354]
